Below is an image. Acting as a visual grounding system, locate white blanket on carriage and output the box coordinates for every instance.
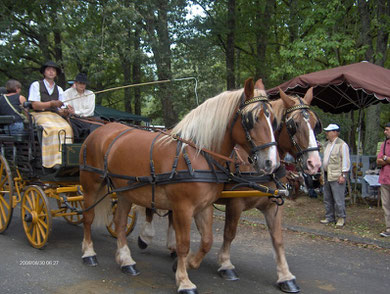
[30,111,73,168]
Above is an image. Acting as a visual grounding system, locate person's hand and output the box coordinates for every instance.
[338,175,346,184]
[66,105,75,115]
[50,100,63,108]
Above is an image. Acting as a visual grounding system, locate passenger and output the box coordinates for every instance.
[63,73,101,141]
[0,80,27,135]
[28,60,73,169]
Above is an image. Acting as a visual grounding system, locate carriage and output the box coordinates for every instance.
[0,107,141,249]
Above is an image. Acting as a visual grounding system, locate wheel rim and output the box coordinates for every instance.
[21,186,51,248]
[57,192,84,225]
[106,202,137,238]
[0,155,13,233]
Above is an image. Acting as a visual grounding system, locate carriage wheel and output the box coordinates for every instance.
[57,192,84,225]
[106,201,137,238]
[0,155,14,233]
[21,185,52,249]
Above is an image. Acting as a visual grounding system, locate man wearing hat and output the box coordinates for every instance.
[377,122,390,237]
[63,73,100,141]
[28,61,73,170]
[320,123,351,227]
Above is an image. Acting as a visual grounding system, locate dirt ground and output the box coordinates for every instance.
[237,192,390,246]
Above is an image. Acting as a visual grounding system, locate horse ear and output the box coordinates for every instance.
[254,78,265,90]
[303,87,314,104]
[244,78,254,99]
[279,88,295,108]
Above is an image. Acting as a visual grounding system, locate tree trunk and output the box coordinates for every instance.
[226,0,236,90]
[254,0,275,84]
[133,24,142,116]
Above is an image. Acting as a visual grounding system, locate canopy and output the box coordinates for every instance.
[267,61,390,114]
[94,105,150,124]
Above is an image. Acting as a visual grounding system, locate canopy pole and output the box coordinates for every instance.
[353,108,363,204]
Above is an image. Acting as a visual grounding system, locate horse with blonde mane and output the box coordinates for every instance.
[137,80,322,293]
[79,78,279,294]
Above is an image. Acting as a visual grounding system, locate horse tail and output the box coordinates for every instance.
[91,191,112,228]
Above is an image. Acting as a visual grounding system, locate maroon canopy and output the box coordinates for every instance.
[267,61,390,113]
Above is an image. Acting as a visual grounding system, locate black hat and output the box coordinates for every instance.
[40,60,62,75]
[386,122,390,128]
[75,73,89,84]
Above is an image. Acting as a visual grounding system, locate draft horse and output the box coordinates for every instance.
[79,78,279,294]
[137,81,322,293]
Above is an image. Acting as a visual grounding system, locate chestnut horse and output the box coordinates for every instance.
[79,78,279,294]
[137,82,322,293]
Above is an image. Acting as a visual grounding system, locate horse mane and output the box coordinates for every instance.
[170,89,245,152]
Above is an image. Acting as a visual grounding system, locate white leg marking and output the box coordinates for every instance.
[115,245,136,267]
[81,240,96,258]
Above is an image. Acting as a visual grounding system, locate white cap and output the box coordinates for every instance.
[324,123,340,132]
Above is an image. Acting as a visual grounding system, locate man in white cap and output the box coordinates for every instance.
[320,123,350,226]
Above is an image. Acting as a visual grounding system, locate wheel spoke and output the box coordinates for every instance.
[37,217,48,230]
[0,196,10,210]
[22,204,32,214]
[0,176,6,187]
[37,198,44,214]
[35,223,41,244]
[0,204,7,224]
[36,222,46,241]
[26,193,33,210]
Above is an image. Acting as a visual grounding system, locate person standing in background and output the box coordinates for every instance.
[377,122,390,237]
[320,123,351,227]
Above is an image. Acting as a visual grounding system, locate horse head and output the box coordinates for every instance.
[231,78,279,174]
[276,88,322,175]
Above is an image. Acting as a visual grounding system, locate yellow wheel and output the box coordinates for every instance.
[0,155,14,233]
[21,185,52,248]
[106,201,137,238]
[57,192,84,225]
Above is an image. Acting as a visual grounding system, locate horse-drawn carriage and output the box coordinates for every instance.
[0,107,138,248]
[1,78,322,293]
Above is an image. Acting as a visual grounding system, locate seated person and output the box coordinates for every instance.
[0,79,27,135]
[28,60,73,169]
[63,73,102,141]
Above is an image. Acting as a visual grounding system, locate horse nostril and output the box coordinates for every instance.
[265,160,272,168]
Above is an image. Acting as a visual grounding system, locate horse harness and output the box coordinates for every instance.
[78,95,284,215]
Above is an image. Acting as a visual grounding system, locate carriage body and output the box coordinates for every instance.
[0,113,137,248]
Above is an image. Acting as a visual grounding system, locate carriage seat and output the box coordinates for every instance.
[0,115,29,142]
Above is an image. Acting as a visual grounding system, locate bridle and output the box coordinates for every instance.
[231,93,277,165]
[281,98,322,169]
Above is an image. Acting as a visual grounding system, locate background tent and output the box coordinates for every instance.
[267,61,390,113]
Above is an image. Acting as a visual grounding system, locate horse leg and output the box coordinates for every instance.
[171,206,197,293]
[115,196,139,275]
[262,205,300,293]
[138,207,155,250]
[166,211,177,257]
[217,200,243,281]
[185,205,213,270]
[81,198,98,266]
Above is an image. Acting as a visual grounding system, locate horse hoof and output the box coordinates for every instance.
[178,288,198,294]
[82,256,98,267]
[172,258,177,273]
[277,279,300,293]
[218,269,239,281]
[121,264,140,276]
[170,251,177,259]
[138,236,148,250]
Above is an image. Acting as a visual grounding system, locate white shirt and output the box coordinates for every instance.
[63,87,95,117]
[28,79,64,102]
